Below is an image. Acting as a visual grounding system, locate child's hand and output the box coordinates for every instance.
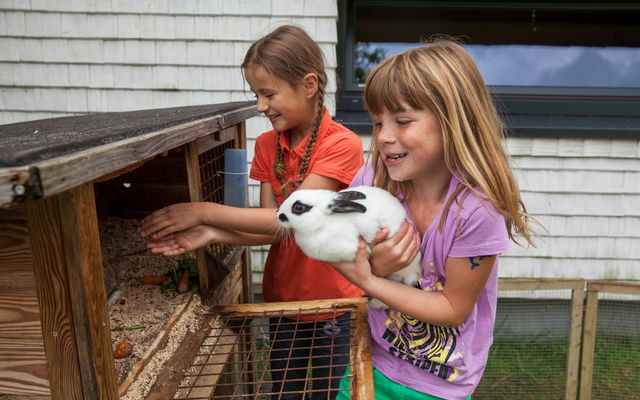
[331,239,375,291]
[370,220,420,278]
[138,203,207,239]
[145,225,219,256]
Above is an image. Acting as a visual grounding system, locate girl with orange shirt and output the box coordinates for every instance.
[139,25,364,399]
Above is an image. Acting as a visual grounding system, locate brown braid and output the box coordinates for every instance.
[274,89,324,198]
[292,89,325,188]
[274,131,286,184]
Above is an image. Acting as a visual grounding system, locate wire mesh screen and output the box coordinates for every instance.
[173,299,371,400]
[590,291,640,399]
[198,140,236,259]
[474,289,575,399]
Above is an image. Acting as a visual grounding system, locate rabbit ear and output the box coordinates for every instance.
[328,199,367,214]
[337,190,367,201]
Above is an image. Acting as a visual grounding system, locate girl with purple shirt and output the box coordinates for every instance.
[333,39,536,399]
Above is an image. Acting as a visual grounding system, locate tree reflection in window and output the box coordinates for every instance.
[354,42,387,85]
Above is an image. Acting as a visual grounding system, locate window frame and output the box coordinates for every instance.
[335,0,640,138]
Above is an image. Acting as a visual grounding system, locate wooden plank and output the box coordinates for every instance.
[0,394,51,400]
[234,122,253,304]
[0,289,43,340]
[499,257,640,281]
[564,286,584,400]
[352,298,374,400]
[524,215,640,239]
[144,312,214,400]
[184,140,202,214]
[579,287,599,400]
[588,280,640,295]
[215,298,368,318]
[0,338,50,397]
[522,192,640,217]
[25,195,84,400]
[241,248,252,304]
[498,278,585,292]
[184,140,213,296]
[187,328,238,399]
[514,169,640,194]
[57,184,117,400]
[235,121,247,150]
[511,154,640,171]
[0,206,35,290]
[505,236,640,260]
[207,260,244,307]
[0,206,49,397]
[196,126,237,155]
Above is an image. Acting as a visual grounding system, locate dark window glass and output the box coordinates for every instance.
[352,5,640,89]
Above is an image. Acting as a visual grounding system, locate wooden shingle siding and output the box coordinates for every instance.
[0,3,339,119]
[503,137,640,280]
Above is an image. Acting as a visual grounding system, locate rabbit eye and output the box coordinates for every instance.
[292,201,312,215]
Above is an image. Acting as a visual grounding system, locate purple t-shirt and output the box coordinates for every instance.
[350,165,511,399]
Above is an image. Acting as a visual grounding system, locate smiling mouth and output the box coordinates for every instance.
[386,153,407,161]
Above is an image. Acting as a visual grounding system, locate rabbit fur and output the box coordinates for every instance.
[276,185,423,309]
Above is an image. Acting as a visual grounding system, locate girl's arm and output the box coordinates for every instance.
[138,201,279,239]
[139,174,344,240]
[332,240,496,327]
[145,224,275,256]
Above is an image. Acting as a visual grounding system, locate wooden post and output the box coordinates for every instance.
[57,184,118,400]
[579,284,599,400]
[184,141,212,295]
[235,121,253,305]
[565,283,585,400]
[351,298,374,400]
[27,183,117,399]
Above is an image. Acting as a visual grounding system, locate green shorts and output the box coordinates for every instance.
[336,366,471,400]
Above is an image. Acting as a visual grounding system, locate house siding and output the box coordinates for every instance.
[503,137,640,280]
[1,1,637,284]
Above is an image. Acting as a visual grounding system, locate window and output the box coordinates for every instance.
[336,1,640,137]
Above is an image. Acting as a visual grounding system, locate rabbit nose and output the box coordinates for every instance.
[278,213,288,222]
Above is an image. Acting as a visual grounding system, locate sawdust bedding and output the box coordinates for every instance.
[99,216,201,392]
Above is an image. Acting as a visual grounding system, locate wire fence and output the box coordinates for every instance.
[580,281,640,400]
[173,280,638,399]
[475,279,640,400]
[173,298,373,400]
[475,279,583,400]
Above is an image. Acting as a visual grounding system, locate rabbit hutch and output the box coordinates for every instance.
[0,101,374,400]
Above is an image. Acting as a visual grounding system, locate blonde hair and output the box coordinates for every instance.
[242,25,327,197]
[365,38,534,245]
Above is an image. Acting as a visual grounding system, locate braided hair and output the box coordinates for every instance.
[242,25,328,198]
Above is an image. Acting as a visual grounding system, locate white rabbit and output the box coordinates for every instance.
[276,185,423,309]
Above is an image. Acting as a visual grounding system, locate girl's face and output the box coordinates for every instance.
[372,103,447,185]
[244,64,316,137]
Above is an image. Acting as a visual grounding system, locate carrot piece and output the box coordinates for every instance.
[114,340,134,359]
[142,274,169,285]
[177,270,190,293]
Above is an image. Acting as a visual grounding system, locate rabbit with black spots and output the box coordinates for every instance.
[277,185,423,309]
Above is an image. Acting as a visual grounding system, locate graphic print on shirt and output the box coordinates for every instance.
[380,275,464,382]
